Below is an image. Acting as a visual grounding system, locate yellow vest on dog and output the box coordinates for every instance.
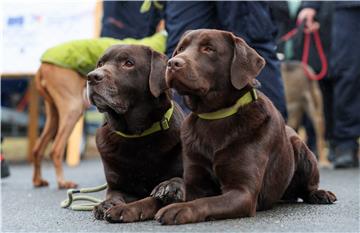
[40,32,167,76]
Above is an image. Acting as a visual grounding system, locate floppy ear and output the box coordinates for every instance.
[229,33,266,90]
[149,50,168,97]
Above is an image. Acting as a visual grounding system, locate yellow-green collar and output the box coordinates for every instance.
[197,89,258,120]
[114,101,174,138]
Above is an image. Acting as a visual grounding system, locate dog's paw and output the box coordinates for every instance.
[151,178,184,205]
[93,200,120,220]
[155,203,200,225]
[306,190,337,204]
[33,178,49,188]
[58,180,78,189]
[104,203,154,223]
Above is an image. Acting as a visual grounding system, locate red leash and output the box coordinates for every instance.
[280,25,328,81]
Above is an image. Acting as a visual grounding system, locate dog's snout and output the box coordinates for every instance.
[167,58,185,71]
[87,71,103,84]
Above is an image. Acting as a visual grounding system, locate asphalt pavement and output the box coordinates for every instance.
[1,159,359,233]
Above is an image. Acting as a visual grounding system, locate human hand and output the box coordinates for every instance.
[297,8,320,33]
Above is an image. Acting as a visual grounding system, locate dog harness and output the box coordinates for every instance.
[197,89,258,120]
[40,32,166,76]
[114,101,174,138]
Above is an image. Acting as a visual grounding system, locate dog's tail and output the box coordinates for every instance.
[35,66,53,104]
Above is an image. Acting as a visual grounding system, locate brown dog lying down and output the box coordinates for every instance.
[87,45,184,223]
[154,29,336,225]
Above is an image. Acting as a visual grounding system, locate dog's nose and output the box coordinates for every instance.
[167,57,185,71]
[87,71,103,84]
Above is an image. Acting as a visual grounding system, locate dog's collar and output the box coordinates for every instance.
[197,89,258,120]
[114,101,174,138]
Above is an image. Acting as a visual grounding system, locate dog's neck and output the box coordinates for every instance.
[105,93,172,135]
[184,85,254,114]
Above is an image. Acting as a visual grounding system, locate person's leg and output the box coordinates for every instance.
[303,115,317,157]
[164,2,216,113]
[164,1,217,57]
[255,45,287,118]
[215,1,287,118]
[331,9,360,168]
[318,77,336,161]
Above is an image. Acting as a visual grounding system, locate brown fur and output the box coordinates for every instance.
[87,45,184,223]
[155,29,336,225]
[32,64,86,189]
[281,61,328,165]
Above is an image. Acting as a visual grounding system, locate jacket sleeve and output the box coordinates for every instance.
[300,2,321,11]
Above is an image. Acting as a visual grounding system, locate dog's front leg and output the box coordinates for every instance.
[104,196,163,223]
[151,177,185,205]
[155,188,256,225]
[93,188,126,220]
[104,177,184,223]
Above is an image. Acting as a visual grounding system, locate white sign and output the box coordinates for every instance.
[1,0,97,74]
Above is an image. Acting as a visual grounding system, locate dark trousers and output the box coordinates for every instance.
[165,1,287,118]
[330,9,360,150]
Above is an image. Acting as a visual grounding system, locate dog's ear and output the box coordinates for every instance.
[229,33,265,90]
[149,50,168,97]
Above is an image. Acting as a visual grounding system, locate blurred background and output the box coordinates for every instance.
[1,0,102,163]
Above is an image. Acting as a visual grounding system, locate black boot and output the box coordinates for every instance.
[1,155,10,178]
[334,147,358,169]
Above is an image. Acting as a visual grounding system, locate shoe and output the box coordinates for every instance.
[334,148,357,169]
[353,149,359,168]
[1,154,10,178]
[327,145,336,162]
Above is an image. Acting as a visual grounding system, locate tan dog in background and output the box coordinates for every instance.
[281,60,328,165]
[32,64,87,189]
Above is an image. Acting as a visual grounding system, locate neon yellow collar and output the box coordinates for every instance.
[114,101,174,138]
[197,89,258,120]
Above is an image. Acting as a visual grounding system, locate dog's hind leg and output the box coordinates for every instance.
[304,82,328,166]
[32,68,59,187]
[285,130,337,204]
[32,101,59,187]
[42,64,86,189]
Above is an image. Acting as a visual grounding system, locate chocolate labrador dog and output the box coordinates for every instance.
[155,29,336,225]
[87,44,184,223]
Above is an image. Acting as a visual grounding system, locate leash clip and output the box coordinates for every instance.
[160,117,169,130]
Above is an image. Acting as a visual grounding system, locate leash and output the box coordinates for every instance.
[279,21,328,81]
[60,183,107,211]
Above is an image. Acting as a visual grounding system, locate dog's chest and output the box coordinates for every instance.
[184,120,242,159]
[102,145,166,195]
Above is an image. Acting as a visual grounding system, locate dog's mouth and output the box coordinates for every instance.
[90,94,128,115]
[171,78,208,97]
[167,69,209,97]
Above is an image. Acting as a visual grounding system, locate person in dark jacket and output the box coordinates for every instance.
[101,1,162,39]
[298,2,360,168]
[164,1,287,118]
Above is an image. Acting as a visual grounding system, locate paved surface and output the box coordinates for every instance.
[1,159,359,233]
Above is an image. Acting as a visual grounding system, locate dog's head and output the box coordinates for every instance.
[87,44,167,114]
[166,29,265,112]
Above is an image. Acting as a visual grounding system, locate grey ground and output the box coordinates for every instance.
[1,159,359,233]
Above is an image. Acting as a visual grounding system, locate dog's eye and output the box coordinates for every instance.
[97,61,104,67]
[124,60,134,68]
[202,46,214,53]
[178,47,184,52]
